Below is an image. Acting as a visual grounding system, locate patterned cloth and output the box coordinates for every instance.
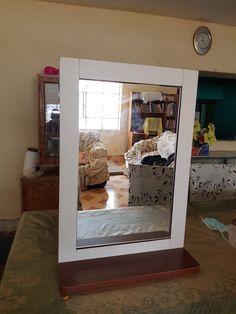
[79,131,110,190]
[125,131,176,207]
[79,131,100,152]
[124,131,176,175]
[156,131,176,159]
[190,163,236,201]
[126,132,236,201]
[124,136,160,175]
[128,164,174,207]
[1,204,236,313]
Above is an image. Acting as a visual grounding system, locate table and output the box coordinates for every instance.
[190,151,236,201]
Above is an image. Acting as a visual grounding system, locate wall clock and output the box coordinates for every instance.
[193,26,212,55]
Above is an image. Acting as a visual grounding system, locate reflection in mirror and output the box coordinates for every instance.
[38,74,60,167]
[44,82,60,159]
[76,80,181,248]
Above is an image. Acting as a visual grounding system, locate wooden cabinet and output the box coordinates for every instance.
[128,91,179,148]
[21,174,59,212]
[20,75,61,213]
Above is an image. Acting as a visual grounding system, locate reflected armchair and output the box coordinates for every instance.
[79,131,110,191]
[124,131,176,175]
[125,131,177,207]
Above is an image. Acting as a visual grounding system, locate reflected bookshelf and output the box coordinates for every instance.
[128,92,179,148]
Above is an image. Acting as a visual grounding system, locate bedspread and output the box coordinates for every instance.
[1,205,236,313]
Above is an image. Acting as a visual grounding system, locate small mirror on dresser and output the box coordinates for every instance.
[58,58,199,294]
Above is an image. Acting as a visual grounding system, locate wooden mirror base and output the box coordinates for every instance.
[58,248,199,295]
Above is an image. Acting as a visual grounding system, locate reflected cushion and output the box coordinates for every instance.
[156,131,176,159]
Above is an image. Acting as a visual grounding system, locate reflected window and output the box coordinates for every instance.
[79,80,122,130]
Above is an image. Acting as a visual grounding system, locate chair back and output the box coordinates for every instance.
[79,131,100,152]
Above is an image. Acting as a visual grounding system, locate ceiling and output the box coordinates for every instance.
[43,0,236,27]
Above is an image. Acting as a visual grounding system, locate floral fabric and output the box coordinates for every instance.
[156,131,176,159]
[124,136,161,175]
[189,163,236,201]
[124,136,159,161]
[124,131,176,175]
[128,164,174,207]
[79,152,87,165]
[79,130,100,152]
[78,131,109,190]
[1,206,236,313]
[125,131,236,203]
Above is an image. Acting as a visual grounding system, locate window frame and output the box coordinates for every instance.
[78,79,122,131]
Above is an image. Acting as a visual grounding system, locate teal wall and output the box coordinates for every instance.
[197,77,236,140]
[197,77,224,100]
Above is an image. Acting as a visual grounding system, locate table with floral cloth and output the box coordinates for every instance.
[1,203,236,313]
[190,152,236,201]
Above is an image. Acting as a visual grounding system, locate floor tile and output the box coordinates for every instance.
[80,175,128,210]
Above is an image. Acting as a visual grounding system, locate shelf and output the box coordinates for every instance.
[47,136,59,140]
[59,248,199,295]
[140,112,166,118]
[128,91,179,149]
[131,132,146,144]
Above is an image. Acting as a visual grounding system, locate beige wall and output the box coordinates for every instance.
[1,0,236,218]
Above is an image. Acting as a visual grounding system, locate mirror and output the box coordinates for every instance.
[44,83,60,159]
[76,80,181,248]
[59,58,198,263]
[38,74,60,167]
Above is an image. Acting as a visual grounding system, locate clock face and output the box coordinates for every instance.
[193,26,212,55]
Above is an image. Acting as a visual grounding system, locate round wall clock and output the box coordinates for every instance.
[193,26,212,55]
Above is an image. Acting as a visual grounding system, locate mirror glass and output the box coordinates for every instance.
[44,82,60,159]
[75,79,181,248]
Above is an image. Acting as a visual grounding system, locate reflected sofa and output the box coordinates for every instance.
[124,131,176,175]
[79,131,110,191]
[128,163,174,207]
[126,131,176,206]
[125,131,236,203]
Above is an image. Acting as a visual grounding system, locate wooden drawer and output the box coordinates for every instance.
[21,175,59,212]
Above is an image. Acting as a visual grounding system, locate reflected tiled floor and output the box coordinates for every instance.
[80,175,129,210]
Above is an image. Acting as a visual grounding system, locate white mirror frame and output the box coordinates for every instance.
[59,57,198,263]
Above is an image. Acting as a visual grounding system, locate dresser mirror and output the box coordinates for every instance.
[59,58,198,263]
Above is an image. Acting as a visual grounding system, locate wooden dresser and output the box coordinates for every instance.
[20,75,61,213]
[21,173,59,212]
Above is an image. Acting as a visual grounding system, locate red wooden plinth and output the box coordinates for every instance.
[58,248,199,295]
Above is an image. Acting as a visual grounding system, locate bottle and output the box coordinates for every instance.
[23,148,44,178]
